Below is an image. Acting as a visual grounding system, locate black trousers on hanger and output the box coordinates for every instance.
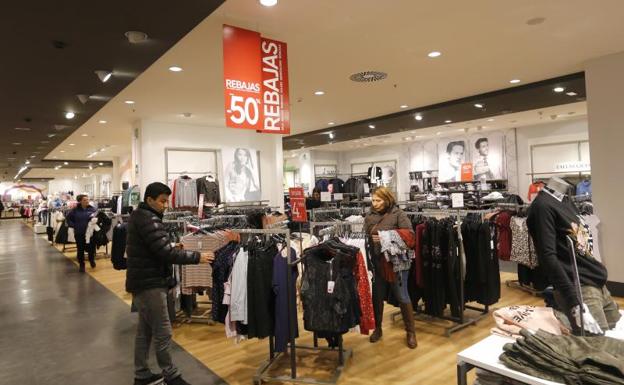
[75,233,95,266]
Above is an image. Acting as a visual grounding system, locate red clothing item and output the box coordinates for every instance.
[171,179,177,208]
[353,251,375,335]
[396,228,416,248]
[377,229,416,283]
[527,182,545,202]
[495,211,512,261]
[413,223,426,288]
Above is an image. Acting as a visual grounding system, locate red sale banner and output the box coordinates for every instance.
[289,188,308,222]
[223,25,290,134]
[461,163,474,182]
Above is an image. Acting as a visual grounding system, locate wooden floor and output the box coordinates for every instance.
[49,234,623,385]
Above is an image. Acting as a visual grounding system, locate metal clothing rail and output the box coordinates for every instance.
[392,208,492,337]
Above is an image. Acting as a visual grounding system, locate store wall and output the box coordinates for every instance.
[136,120,284,208]
[48,179,82,196]
[586,51,624,290]
[515,117,589,199]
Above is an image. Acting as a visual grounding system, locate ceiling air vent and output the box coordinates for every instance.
[350,71,387,83]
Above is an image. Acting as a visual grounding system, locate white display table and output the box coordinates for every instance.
[456,335,564,385]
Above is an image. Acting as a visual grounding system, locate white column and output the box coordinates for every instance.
[585,51,624,290]
[111,156,121,192]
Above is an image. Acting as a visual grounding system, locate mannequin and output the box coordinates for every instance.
[527,177,621,335]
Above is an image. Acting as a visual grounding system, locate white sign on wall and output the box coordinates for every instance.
[555,161,591,172]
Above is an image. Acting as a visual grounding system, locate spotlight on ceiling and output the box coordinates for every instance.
[400,105,408,109]
[474,103,484,109]
[509,79,521,84]
[428,51,441,58]
[65,112,75,119]
[124,100,135,105]
[368,124,376,129]
[125,31,148,44]
[553,87,565,93]
[95,70,112,83]
[415,114,423,121]
[168,66,183,72]
[259,0,278,6]
[98,162,104,166]
[314,91,325,96]
[445,120,452,124]
[566,92,578,96]
[77,94,90,104]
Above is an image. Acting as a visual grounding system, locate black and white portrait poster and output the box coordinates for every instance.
[438,139,466,182]
[222,147,261,202]
[469,133,505,180]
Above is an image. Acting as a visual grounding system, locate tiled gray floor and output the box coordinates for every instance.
[0,220,227,385]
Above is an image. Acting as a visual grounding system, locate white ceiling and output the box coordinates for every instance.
[293,102,587,153]
[25,167,113,179]
[48,0,624,161]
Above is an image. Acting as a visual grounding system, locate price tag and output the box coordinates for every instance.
[327,281,335,294]
[451,193,464,208]
[321,192,331,202]
[334,193,344,201]
[198,194,205,218]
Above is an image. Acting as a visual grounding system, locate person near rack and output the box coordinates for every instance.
[125,182,213,385]
[66,194,97,272]
[305,187,322,210]
[527,177,621,336]
[364,187,418,348]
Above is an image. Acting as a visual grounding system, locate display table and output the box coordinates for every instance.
[456,335,563,385]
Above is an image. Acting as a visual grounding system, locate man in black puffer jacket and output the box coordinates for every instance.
[126,182,212,385]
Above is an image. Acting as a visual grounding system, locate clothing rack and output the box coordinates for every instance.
[311,208,341,221]
[233,227,351,385]
[392,208,492,337]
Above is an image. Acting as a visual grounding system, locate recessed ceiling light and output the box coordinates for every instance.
[259,0,278,6]
[25,160,30,165]
[368,124,376,129]
[81,133,89,137]
[63,162,69,165]
[14,127,31,131]
[553,87,565,93]
[445,120,452,123]
[12,142,22,146]
[98,120,107,124]
[509,79,521,84]
[169,66,183,72]
[474,103,484,109]
[328,133,335,139]
[89,165,93,170]
[314,91,325,96]
[95,70,112,83]
[65,112,75,119]
[428,51,441,58]
[69,143,75,146]
[566,92,578,96]
[415,114,423,121]
[487,118,495,122]
[125,31,148,44]
[125,100,135,104]
[400,105,408,109]
[98,162,104,166]
[328,122,335,126]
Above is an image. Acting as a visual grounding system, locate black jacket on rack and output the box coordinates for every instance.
[111,223,127,270]
[125,202,200,293]
[301,240,360,336]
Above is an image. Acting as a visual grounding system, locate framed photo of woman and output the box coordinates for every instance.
[221,147,262,202]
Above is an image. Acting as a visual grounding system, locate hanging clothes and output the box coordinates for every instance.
[272,248,299,352]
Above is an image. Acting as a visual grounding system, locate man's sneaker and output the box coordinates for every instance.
[134,374,164,385]
[166,375,191,385]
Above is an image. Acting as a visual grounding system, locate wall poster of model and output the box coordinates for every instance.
[470,133,505,180]
[438,139,466,182]
[222,147,261,202]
